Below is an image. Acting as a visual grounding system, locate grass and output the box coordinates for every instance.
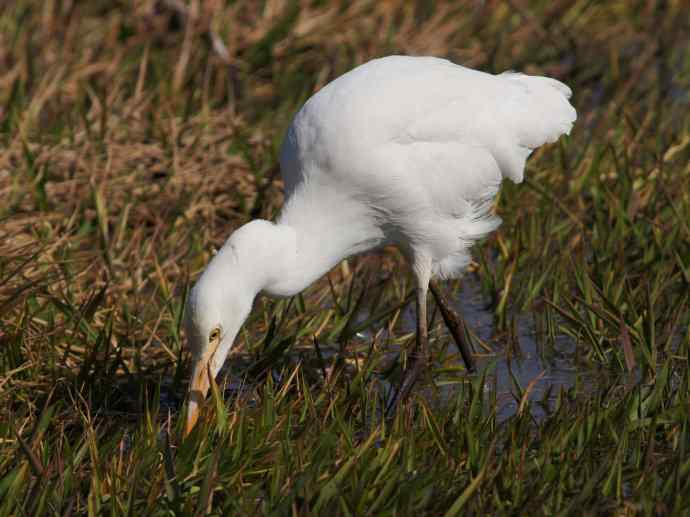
[1,0,689,514]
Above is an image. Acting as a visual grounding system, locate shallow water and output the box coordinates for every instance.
[389,274,609,422]
[448,275,603,421]
[162,274,611,422]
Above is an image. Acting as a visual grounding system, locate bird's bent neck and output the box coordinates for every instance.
[261,184,385,298]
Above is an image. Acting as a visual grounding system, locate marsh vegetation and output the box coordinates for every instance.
[1,1,689,514]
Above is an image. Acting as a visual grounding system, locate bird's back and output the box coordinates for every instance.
[281,56,575,191]
[279,56,576,278]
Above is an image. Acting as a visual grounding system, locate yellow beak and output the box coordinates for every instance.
[185,360,211,436]
[185,338,220,437]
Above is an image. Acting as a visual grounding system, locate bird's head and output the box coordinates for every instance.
[183,220,295,435]
[183,245,254,435]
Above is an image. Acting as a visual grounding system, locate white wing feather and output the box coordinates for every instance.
[279,56,576,278]
[281,56,575,190]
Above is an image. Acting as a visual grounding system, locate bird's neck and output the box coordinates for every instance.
[262,184,385,298]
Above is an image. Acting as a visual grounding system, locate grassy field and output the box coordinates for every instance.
[1,0,689,514]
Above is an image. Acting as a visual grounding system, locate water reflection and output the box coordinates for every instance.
[446,275,607,421]
[165,274,615,422]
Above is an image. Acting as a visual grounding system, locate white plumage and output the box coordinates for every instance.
[184,55,576,433]
[279,56,575,282]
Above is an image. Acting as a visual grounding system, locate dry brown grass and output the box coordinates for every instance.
[1,1,689,514]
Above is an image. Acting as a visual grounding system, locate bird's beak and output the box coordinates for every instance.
[185,359,210,436]
[185,339,220,437]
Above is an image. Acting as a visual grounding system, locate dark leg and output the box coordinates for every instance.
[391,282,429,409]
[429,280,475,373]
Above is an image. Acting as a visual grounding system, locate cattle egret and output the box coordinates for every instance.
[184,55,576,434]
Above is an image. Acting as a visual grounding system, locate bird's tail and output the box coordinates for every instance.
[496,73,577,183]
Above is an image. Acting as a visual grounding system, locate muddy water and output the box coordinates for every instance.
[440,275,606,421]
[331,274,607,421]
[164,275,609,422]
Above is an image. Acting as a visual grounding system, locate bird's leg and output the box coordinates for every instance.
[428,281,476,373]
[394,282,429,407]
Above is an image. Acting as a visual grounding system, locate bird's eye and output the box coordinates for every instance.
[209,328,221,343]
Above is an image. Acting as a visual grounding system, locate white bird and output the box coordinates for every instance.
[184,55,576,434]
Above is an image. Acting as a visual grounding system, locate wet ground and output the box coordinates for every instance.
[443,276,606,421]
[161,274,615,423]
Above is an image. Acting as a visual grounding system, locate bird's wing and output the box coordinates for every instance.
[398,66,576,184]
[280,56,576,198]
